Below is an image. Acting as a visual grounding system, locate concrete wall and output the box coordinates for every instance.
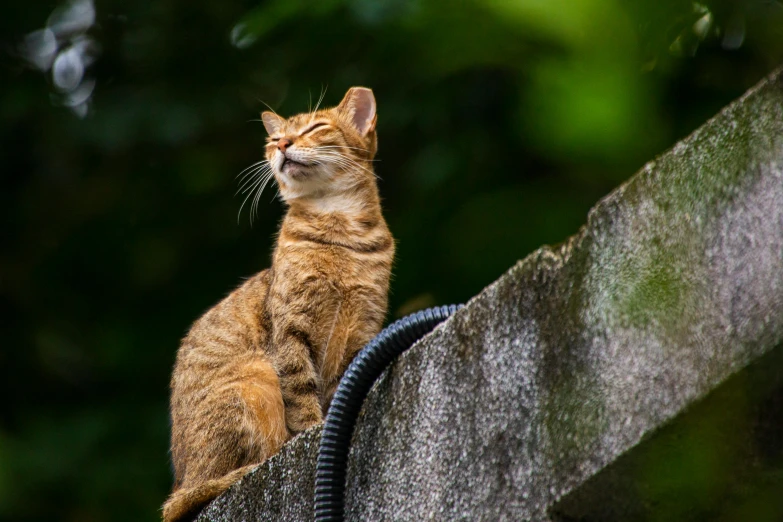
[199,67,783,522]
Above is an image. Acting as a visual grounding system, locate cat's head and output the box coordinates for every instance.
[260,87,378,202]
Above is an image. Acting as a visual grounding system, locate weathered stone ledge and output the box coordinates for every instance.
[199,67,783,521]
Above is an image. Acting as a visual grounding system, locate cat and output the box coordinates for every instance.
[162,87,394,522]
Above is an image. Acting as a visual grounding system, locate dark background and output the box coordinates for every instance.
[1,0,782,520]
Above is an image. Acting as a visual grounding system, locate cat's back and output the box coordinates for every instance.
[172,269,272,389]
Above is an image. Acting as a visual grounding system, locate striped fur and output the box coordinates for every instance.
[163,88,394,522]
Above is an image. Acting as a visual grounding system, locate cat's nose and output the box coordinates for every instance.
[277,138,292,152]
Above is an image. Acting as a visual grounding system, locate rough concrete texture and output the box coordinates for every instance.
[200,427,321,521]
[199,67,783,521]
[552,344,783,521]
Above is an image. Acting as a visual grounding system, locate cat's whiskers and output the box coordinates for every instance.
[237,168,271,197]
[320,156,363,173]
[315,147,379,174]
[316,145,372,154]
[283,148,366,177]
[251,170,277,224]
[237,159,269,180]
[256,98,281,118]
[237,164,276,224]
[237,175,266,222]
[314,147,371,162]
[319,157,372,177]
[237,164,273,199]
[237,164,274,196]
[308,86,327,123]
[316,150,379,179]
[237,181,260,223]
[236,164,268,193]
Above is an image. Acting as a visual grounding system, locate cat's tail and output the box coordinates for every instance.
[162,464,256,522]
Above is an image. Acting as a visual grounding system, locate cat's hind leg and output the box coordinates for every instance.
[164,355,287,522]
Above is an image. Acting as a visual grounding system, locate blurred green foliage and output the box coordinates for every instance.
[1,0,782,520]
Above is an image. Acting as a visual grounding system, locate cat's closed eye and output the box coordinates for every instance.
[300,122,329,136]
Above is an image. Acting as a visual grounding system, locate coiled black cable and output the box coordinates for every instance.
[314,304,463,522]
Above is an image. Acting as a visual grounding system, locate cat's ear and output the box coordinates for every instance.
[337,87,376,136]
[261,111,285,136]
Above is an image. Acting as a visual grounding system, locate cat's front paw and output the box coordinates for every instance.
[286,399,324,436]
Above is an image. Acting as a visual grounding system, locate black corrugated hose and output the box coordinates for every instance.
[314,304,463,522]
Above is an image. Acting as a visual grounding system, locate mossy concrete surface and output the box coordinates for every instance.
[199,67,783,521]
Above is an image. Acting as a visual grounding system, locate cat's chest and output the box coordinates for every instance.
[276,242,376,286]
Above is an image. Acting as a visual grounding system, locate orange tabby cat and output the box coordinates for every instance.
[163,87,394,522]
